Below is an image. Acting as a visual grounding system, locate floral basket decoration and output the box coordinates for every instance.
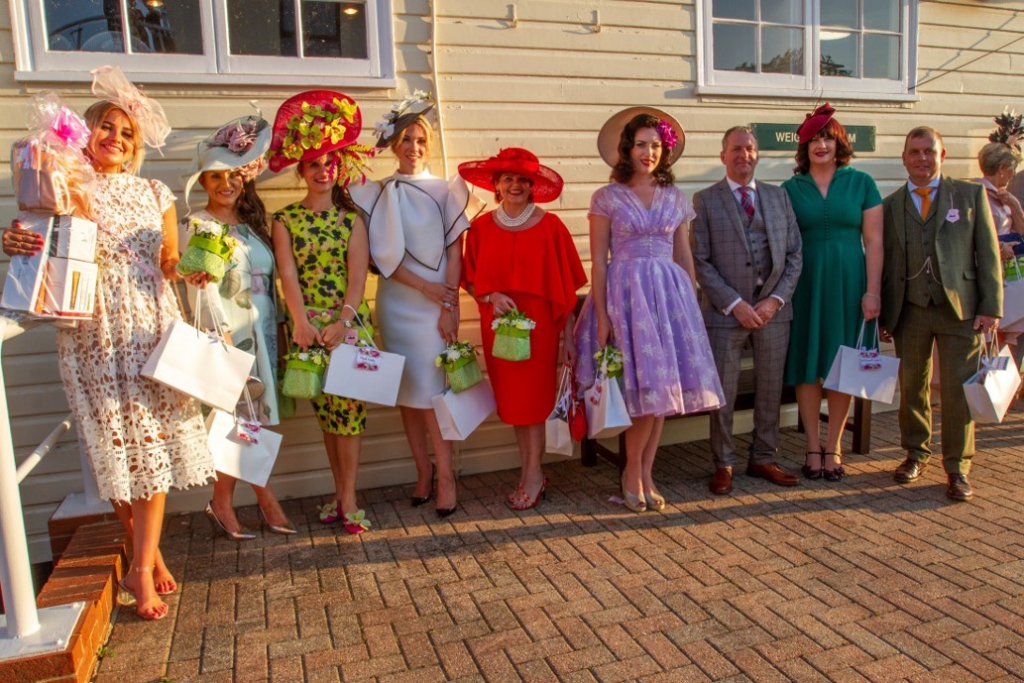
[491,309,535,362]
[595,345,625,383]
[177,219,238,282]
[281,346,329,400]
[436,340,484,393]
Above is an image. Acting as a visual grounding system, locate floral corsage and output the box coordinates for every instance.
[436,340,483,393]
[281,347,329,400]
[491,309,536,362]
[177,219,238,282]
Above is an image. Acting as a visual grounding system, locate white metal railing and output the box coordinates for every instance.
[0,314,84,657]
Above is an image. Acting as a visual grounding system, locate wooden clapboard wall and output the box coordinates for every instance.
[0,0,1022,561]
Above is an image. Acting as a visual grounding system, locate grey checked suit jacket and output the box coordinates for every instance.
[692,178,803,328]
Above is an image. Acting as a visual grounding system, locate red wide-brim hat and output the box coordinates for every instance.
[267,90,362,172]
[796,103,837,144]
[458,148,564,204]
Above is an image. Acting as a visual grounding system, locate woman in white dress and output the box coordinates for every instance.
[350,94,477,517]
[181,113,296,539]
[3,67,215,621]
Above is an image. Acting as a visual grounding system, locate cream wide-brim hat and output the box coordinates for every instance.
[183,114,273,209]
[596,106,685,168]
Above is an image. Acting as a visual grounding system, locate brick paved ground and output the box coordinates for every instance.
[92,405,1024,683]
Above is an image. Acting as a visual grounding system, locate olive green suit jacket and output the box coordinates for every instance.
[880,176,1002,332]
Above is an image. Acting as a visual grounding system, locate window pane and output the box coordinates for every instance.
[126,0,202,55]
[762,26,803,74]
[762,0,802,25]
[44,0,201,54]
[228,0,298,56]
[714,23,757,72]
[302,1,367,59]
[864,0,899,32]
[820,2,857,29]
[712,0,755,21]
[864,34,899,79]
[820,32,858,77]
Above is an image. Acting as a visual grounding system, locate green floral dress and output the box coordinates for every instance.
[273,203,374,435]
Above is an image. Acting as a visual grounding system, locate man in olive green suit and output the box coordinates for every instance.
[880,127,1002,502]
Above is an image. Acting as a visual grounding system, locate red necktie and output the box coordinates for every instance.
[738,186,755,220]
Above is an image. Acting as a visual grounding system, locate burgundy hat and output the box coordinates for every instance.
[458,148,564,204]
[796,103,837,144]
[267,90,362,172]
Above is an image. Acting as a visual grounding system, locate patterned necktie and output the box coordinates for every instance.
[738,186,755,220]
[914,186,932,218]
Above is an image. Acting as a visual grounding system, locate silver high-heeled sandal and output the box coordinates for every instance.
[621,472,647,513]
[205,503,256,541]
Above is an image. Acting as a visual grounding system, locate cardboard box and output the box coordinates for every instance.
[38,258,97,318]
[1,212,97,315]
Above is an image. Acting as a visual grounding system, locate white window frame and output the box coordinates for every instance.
[696,0,919,102]
[9,0,396,87]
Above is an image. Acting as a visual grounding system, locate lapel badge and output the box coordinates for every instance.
[946,208,960,223]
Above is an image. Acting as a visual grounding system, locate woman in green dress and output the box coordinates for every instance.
[782,104,883,482]
[182,113,296,539]
[268,91,375,535]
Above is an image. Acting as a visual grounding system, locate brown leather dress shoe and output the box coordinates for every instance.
[746,461,799,486]
[946,474,974,501]
[894,458,927,483]
[709,467,733,495]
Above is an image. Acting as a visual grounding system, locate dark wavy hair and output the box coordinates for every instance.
[234,179,270,244]
[296,158,356,212]
[611,113,675,186]
[793,118,854,175]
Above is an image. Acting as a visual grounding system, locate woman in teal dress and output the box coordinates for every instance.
[268,90,375,535]
[782,104,883,482]
[181,113,296,539]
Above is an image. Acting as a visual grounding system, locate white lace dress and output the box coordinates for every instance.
[56,173,215,502]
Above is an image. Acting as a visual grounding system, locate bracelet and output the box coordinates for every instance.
[863,293,881,300]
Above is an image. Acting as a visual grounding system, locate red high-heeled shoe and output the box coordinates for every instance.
[508,478,547,511]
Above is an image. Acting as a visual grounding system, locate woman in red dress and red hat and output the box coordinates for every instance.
[460,149,587,509]
[781,104,883,481]
[267,90,376,534]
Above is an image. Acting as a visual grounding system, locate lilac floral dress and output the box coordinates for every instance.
[575,183,725,417]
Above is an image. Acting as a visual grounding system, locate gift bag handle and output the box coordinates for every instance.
[976,333,1000,372]
[342,303,379,351]
[855,319,881,352]
[198,286,262,423]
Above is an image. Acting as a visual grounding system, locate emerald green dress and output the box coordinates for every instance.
[273,203,374,435]
[782,166,882,385]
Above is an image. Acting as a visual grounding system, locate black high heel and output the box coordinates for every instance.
[411,464,435,507]
[823,452,845,482]
[801,450,823,480]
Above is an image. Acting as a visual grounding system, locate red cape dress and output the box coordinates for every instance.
[462,211,587,424]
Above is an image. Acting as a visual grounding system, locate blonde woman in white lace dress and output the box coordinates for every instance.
[3,69,215,621]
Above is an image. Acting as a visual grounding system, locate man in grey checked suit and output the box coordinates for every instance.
[692,127,803,494]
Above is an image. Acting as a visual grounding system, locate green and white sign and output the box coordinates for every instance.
[750,123,876,152]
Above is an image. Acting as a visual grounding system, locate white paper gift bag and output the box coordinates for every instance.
[584,355,632,439]
[545,365,574,456]
[823,321,900,404]
[141,319,254,413]
[324,342,405,406]
[205,409,282,487]
[432,379,496,441]
[1002,261,1024,329]
[964,339,1021,424]
[141,291,254,412]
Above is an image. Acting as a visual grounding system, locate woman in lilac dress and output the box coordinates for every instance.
[576,108,724,513]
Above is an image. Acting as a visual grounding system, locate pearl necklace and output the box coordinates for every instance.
[496,203,536,227]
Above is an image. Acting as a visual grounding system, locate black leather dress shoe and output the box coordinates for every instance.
[893,458,927,483]
[946,474,974,501]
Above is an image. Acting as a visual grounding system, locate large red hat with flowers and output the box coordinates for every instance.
[458,148,564,204]
[267,90,363,172]
[796,103,837,144]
